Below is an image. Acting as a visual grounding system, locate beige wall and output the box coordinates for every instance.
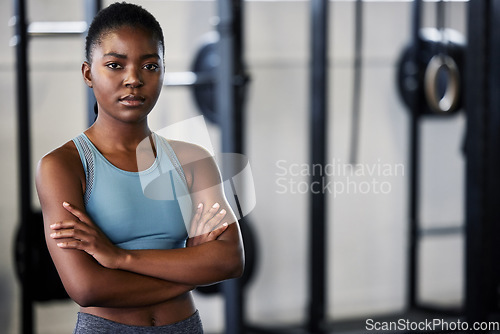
[0,1,466,333]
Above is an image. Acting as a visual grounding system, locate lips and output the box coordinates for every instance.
[119,94,145,107]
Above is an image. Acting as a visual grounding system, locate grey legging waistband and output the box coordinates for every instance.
[73,310,203,333]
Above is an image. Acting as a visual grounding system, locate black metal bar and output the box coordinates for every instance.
[464,0,489,324]
[349,0,363,165]
[163,71,216,87]
[407,0,422,311]
[27,21,87,36]
[418,225,463,238]
[85,0,101,126]
[13,0,33,332]
[486,0,500,321]
[308,0,329,333]
[232,0,246,155]
[217,0,245,333]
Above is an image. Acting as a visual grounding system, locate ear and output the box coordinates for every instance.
[82,62,93,88]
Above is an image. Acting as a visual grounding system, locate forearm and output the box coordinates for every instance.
[117,229,243,285]
[85,271,192,308]
[60,252,193,308]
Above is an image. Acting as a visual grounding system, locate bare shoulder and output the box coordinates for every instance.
[38,141,80,173]
[166,139,213,164]
[36,140,84,191]
[164,138,221,191]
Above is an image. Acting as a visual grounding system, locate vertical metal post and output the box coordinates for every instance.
[13,0,33,332]
[217,0,245,333]
[349,0,363,165]
[465,0,495,325]
[407,0,422,310]
[85,0,101,126]
[308,0,329,333]
[485,0,500,319]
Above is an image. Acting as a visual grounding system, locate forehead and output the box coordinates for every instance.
[94,26,163,58]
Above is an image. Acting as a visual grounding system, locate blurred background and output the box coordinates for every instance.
[0,0,485,333]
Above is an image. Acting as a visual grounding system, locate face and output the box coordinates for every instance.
[82,25,164,125]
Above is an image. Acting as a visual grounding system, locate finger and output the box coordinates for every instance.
[198,222,229,243]
[56,240,86,250]
[206,209,227,232]
[189,203,203,237]
[197,208,227,236]
[50,220,78,230]
[50,227,86,240]
[202,202,220,220]
[196,202,221,236]
[62,202,90,225]
[209,222,229,238]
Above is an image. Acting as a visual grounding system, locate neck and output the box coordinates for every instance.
[85,114,152,152]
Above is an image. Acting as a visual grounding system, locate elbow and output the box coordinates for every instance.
[213,244,244,281]
[227,247,245,279]
[225,262,243,280]
[65,281,101,307]
[73,295,94,308]
[231,262,244,280]
[67,287,92,307]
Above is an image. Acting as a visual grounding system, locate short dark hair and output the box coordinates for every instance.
[85,2,165,62]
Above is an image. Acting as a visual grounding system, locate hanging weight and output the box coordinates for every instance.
[191,33,220,124]
[424,53,461,114]
[396,28,466,116]
[189,32,250,124]
[14,211,69,302]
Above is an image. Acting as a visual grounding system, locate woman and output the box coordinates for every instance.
[35,2,244,333]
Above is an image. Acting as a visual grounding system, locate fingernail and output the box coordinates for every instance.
[198,203,203,209]
[50,233,56,238]
[219,209,226,215]
[223,222,228,227]
[212,203,220,208]
[63,202,70,207]
[50,223,57,229]
[57,242,64,247]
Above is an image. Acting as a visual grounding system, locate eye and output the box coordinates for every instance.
[144,63,159,71]
[106,63,122,70]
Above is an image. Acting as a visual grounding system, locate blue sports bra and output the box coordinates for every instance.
[73,133,192,250]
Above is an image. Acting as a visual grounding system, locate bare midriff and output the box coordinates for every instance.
[80,292,195,326]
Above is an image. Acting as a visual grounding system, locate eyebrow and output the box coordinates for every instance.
[103,52,160,60]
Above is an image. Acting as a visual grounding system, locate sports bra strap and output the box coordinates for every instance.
[73,134,95,206]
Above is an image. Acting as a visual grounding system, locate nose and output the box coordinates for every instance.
[124,67,143,88]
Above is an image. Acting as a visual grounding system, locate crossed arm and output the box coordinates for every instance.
[36,141,244,308]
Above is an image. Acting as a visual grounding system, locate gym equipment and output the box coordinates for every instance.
[164,33,250,127]
[399,0,465,315]
[12,1,102,333]
[397,0,465,117]
[190,33,219,124]
[397,28,465,116]
[247,1,330,334]
[14,212,68,302]
[349,0,364,165]
[465,0,500,326]
[308,1,329,333]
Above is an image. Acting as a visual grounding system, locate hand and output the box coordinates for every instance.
[50,202,125,269]
[187,202,229,247]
